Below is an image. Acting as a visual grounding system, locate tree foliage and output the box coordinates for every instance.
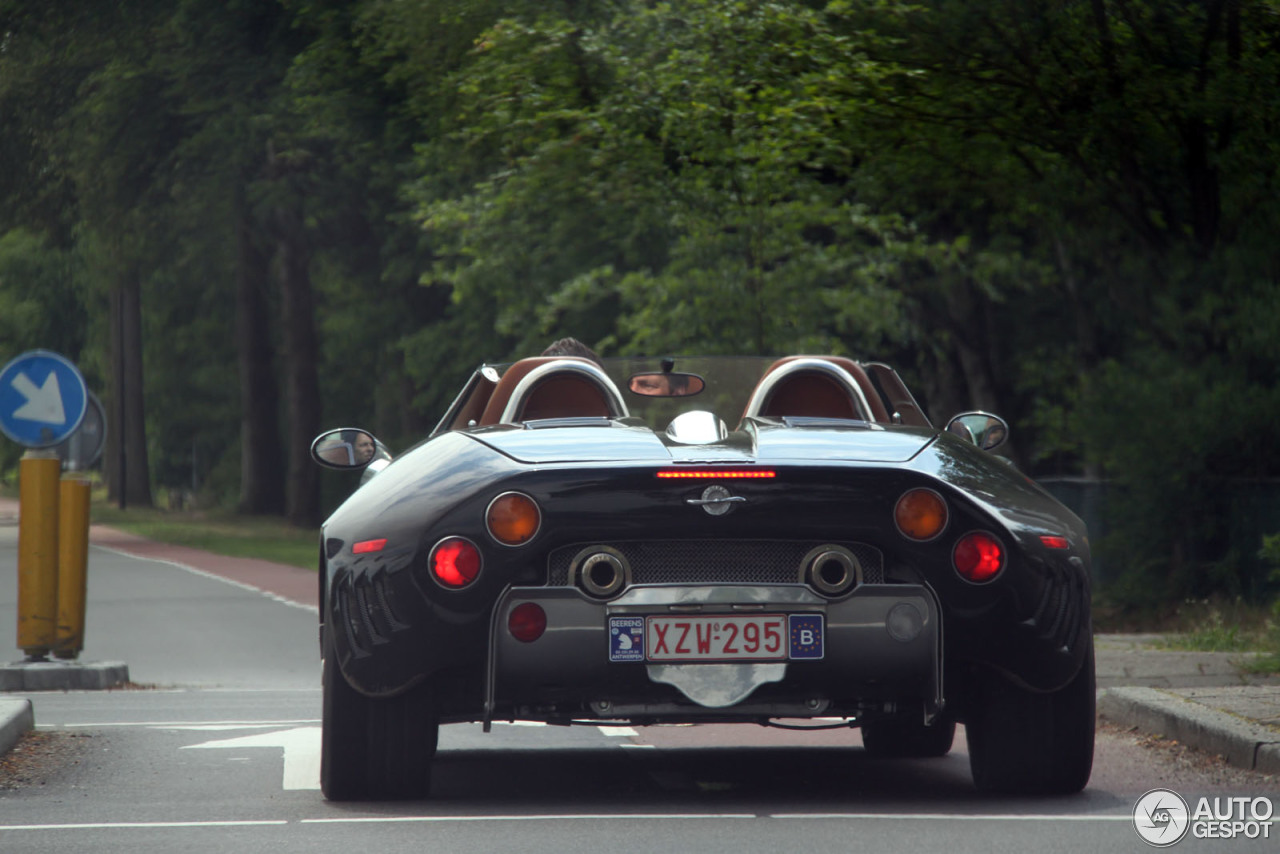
[1,0,1277,604]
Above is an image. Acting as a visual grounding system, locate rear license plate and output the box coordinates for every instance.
[608,614,824,662]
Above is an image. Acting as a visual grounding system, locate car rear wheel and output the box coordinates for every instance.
[321,627,438,800]
[861,718,956,758]
[964,638,1095,794]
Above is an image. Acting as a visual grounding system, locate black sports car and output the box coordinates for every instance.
[311,354,1094,800]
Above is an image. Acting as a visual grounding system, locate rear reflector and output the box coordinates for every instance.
[656,469,776,479]
[352,538,387,555]
[1040,535,1070,549]
[508,602,547,642]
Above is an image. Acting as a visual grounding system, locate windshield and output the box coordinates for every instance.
[431,354,927,435]
[598,356,774,429]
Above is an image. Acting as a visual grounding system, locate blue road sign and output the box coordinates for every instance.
[0,350,89,448]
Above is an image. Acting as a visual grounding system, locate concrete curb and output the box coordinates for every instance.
[0,660,130,692]
[0,697,34,756]
[1098,686,1280,774]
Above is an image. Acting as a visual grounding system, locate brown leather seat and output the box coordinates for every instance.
[478,357,622,425]
[757,371,859,419]
[745,356,891,423]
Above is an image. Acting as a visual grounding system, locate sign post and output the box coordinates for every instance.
[51,392,103,659]
[17,453,60,658]
[55,475,91,658]
[1,350,90,661]
[52,390,106,472]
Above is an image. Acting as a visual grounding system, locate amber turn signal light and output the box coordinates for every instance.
[486,492,541,546]
[894,488,948,541]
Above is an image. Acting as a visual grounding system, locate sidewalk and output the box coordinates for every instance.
[1,496,1278,774]
[0,495,318,755]
[1094,634,1280,774]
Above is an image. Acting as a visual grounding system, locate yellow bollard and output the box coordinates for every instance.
[17,452,61,660]
[55,475,91,659]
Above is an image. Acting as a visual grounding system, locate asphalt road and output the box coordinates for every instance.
[1,525,1277,853]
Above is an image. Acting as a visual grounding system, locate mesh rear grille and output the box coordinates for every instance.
[548,540,884,586]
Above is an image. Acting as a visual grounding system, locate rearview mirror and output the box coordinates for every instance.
[627,372,705,397]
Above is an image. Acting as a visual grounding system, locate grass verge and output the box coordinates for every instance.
[1141,598,1280,674]
[90,498,318,570]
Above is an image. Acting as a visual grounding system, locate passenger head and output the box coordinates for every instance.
[350,431,376,464]
[541,337,603,367]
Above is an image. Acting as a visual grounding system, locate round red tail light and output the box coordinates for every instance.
[430,537,481,588]
[508,602,547,642]
[953,532,1004,583]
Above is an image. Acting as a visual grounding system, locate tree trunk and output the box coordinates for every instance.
[1055,233,1104,479]
[105,288,122,506]
[105,279,153,509]
[920,346,966,427]
[236,205,286,515]
[276,209,322,528]
[945,280,1001,413]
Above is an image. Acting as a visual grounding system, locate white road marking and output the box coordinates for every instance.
[1,821,288,831]
[167,720,638,791]
[39,718,640,795]
[91,544,319,614]
[182,726,321,790]
[771,813,1132,821]
[165,724,302,732]
[300,814,759,823]
[42,719,319,729]
[0,813,1138,832]
[301,813,1132,824]
[479,721,639,739]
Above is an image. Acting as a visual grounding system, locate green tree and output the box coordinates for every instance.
[0,231,89,473]
[849,0,1280,600]
[416,1,913,365]
[36,0,181,508]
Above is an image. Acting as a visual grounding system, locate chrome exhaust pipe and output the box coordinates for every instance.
[573,550,629,599]
[803,546,861,597]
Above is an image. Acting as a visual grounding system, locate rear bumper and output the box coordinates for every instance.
[486,583,941,726]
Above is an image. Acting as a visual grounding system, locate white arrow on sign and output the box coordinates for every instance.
[182,726,320,790]
[11,371,66,425]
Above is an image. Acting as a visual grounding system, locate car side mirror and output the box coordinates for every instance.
[311,428,391,470]
[944,412,1009,451]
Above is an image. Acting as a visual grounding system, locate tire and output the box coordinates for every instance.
[320,627,439,801]
[965,637,1095,794]
[862,718,956,758]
